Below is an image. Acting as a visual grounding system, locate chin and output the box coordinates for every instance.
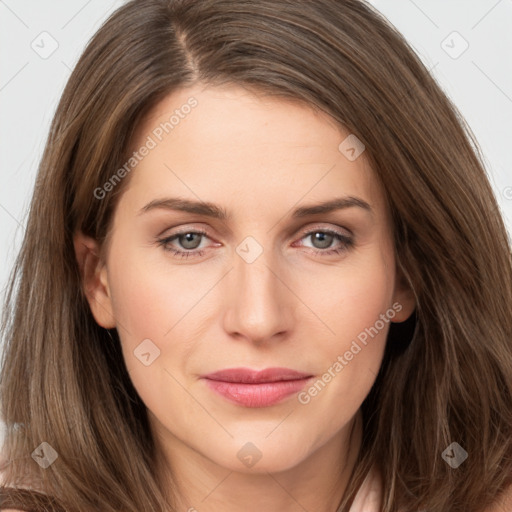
[209,441,312,474]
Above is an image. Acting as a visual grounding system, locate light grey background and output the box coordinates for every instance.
[1,1,511,444]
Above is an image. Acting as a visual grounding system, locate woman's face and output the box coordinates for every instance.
[78,83,414,475]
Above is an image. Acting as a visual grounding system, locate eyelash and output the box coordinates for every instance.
[156,227,354,259]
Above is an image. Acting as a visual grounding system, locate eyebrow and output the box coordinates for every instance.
[137,196,372,219]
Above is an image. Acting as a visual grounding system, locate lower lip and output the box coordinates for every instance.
[203,378,312,407]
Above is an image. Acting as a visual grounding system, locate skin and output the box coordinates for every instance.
[75,83,416,512]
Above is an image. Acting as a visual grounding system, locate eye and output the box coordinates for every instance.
[296,228,354,256]
[156,226,354,259]
[157,229,212,259]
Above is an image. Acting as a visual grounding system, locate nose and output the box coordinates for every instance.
[221,241,294,345]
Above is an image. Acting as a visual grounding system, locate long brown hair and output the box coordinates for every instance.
[1,1,511,511]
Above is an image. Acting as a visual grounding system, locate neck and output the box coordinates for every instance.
[154,409,363,512]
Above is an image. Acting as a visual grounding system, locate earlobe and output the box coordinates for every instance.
[73,231,116,329]
[391,269,416,323]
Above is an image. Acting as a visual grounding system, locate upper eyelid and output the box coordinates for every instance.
[163,223,351,237]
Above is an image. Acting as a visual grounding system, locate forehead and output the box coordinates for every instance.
[120,83,386,219]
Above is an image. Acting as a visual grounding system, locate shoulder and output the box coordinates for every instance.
[362,466,512,512]
[349,465,382,511]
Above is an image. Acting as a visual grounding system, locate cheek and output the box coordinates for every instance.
[105,249,203,419]
[297,248,394,409]
[107,232,210,333]
[107,231,395,360]
[105,243,203,369]
[308,247,395,346]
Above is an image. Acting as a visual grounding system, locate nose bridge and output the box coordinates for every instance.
[223,234,292,342]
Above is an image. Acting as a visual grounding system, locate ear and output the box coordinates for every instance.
[391,266,416,323]
[73,231,116,329]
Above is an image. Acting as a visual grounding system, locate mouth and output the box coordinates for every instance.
[201,367,314,408]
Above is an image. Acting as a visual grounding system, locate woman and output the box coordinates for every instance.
[1,0,511,511]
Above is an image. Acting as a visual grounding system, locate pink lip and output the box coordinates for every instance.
[201,367,313,408]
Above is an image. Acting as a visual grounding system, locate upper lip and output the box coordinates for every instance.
[202,367,313,384]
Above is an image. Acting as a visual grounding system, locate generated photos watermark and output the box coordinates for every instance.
[94,96,198,200]
[297,301,403,404]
